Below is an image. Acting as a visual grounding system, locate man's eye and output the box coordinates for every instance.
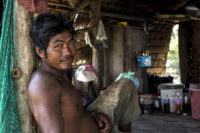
[55,44,63,48]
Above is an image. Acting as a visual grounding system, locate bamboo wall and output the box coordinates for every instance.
[146,23,174,76]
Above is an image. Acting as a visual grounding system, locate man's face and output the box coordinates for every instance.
[42,31,75,71]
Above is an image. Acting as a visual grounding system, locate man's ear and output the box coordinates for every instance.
[35,46,45,59]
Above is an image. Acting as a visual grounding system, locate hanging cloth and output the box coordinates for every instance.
[17,0,48,13]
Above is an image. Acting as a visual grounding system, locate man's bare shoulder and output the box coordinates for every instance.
[28,70,60,97]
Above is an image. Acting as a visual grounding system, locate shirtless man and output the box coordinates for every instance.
[28,13,110,133]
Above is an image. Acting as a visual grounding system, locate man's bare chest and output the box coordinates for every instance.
[59,82,83,112]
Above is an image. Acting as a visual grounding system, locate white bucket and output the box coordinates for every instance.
[158,83,184,113]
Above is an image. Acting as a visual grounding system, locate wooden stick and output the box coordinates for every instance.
[70,0,91,19]
[90,0,102,96]
[167,0,191,10]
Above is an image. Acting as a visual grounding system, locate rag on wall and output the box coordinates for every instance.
[17,0,48,13]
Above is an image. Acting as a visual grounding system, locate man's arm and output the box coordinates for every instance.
[28,77,63,133]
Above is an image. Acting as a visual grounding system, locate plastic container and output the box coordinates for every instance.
[174,92,182,115]
[182,93,191,116]
[158,83,184,113]
[190,83,200,120]
[153,96,161,110]
[137,56,151,67]
[163,94,170,113]
[140,95,153,114]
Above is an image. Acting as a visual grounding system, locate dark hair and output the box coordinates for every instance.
[30,13,75,58]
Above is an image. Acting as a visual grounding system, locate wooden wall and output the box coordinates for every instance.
[103,25,124,86]
[124,27,148,94]
[190,21,200,83]
[103,23,174,93]
[179,21,190,87]
[179,21,200,86]
[103,25,147,93]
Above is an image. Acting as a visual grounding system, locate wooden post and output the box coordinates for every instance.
[90,0,103,95]
[179,22,190,87]
[14,2,36,133]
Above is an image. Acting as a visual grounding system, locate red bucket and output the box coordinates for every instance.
[190,83,200,120]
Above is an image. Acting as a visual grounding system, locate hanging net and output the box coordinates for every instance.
[0,0,21,132]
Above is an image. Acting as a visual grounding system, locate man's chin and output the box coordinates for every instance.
[60,65,72,71]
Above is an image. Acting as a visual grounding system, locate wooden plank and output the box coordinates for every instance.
[190,76,200,83]
[147,46,169,53]
[179,22,190,86]
[90,0,102,95]
[191,62,200,67]
[151,61,166,67]
[189,43,200,49]
[150,53,167,60]
[190,68,200,73]
[147,68,166,74]
[146,42,170,47]
[147,32,172,36]
[47,7,70,14]
[146,40,171,45]
[14,2,36,133]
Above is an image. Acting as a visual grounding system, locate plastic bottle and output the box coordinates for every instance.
[140,97,144,114]
[174,92,182,115]
[163,94,170,113]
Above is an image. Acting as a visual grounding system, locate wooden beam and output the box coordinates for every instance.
[47,7,71,14]
[100,11,145,21]
[90,0,102,96]
[49,6,178,24]
[70,0,91,19]
[167,0,191,10]
[48,1,72,9]
[81,9,146,21]
[179,22,190,86]
[154,14,190,22]
[14,1,36,133]
[154,0,191,22]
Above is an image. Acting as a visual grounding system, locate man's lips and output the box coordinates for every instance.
[60,57,74,63]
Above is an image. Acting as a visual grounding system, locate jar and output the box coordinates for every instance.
[140,95,153,114]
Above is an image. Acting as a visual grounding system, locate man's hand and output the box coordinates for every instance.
[93,112,111,133]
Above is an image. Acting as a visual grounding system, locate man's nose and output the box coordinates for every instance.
[63,45,72,55]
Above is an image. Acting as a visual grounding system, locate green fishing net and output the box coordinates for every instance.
[0,0,21,132]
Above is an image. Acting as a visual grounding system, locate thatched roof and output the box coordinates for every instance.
[48,0,200,24]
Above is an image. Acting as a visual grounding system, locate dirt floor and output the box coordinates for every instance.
[132,111,200,133]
